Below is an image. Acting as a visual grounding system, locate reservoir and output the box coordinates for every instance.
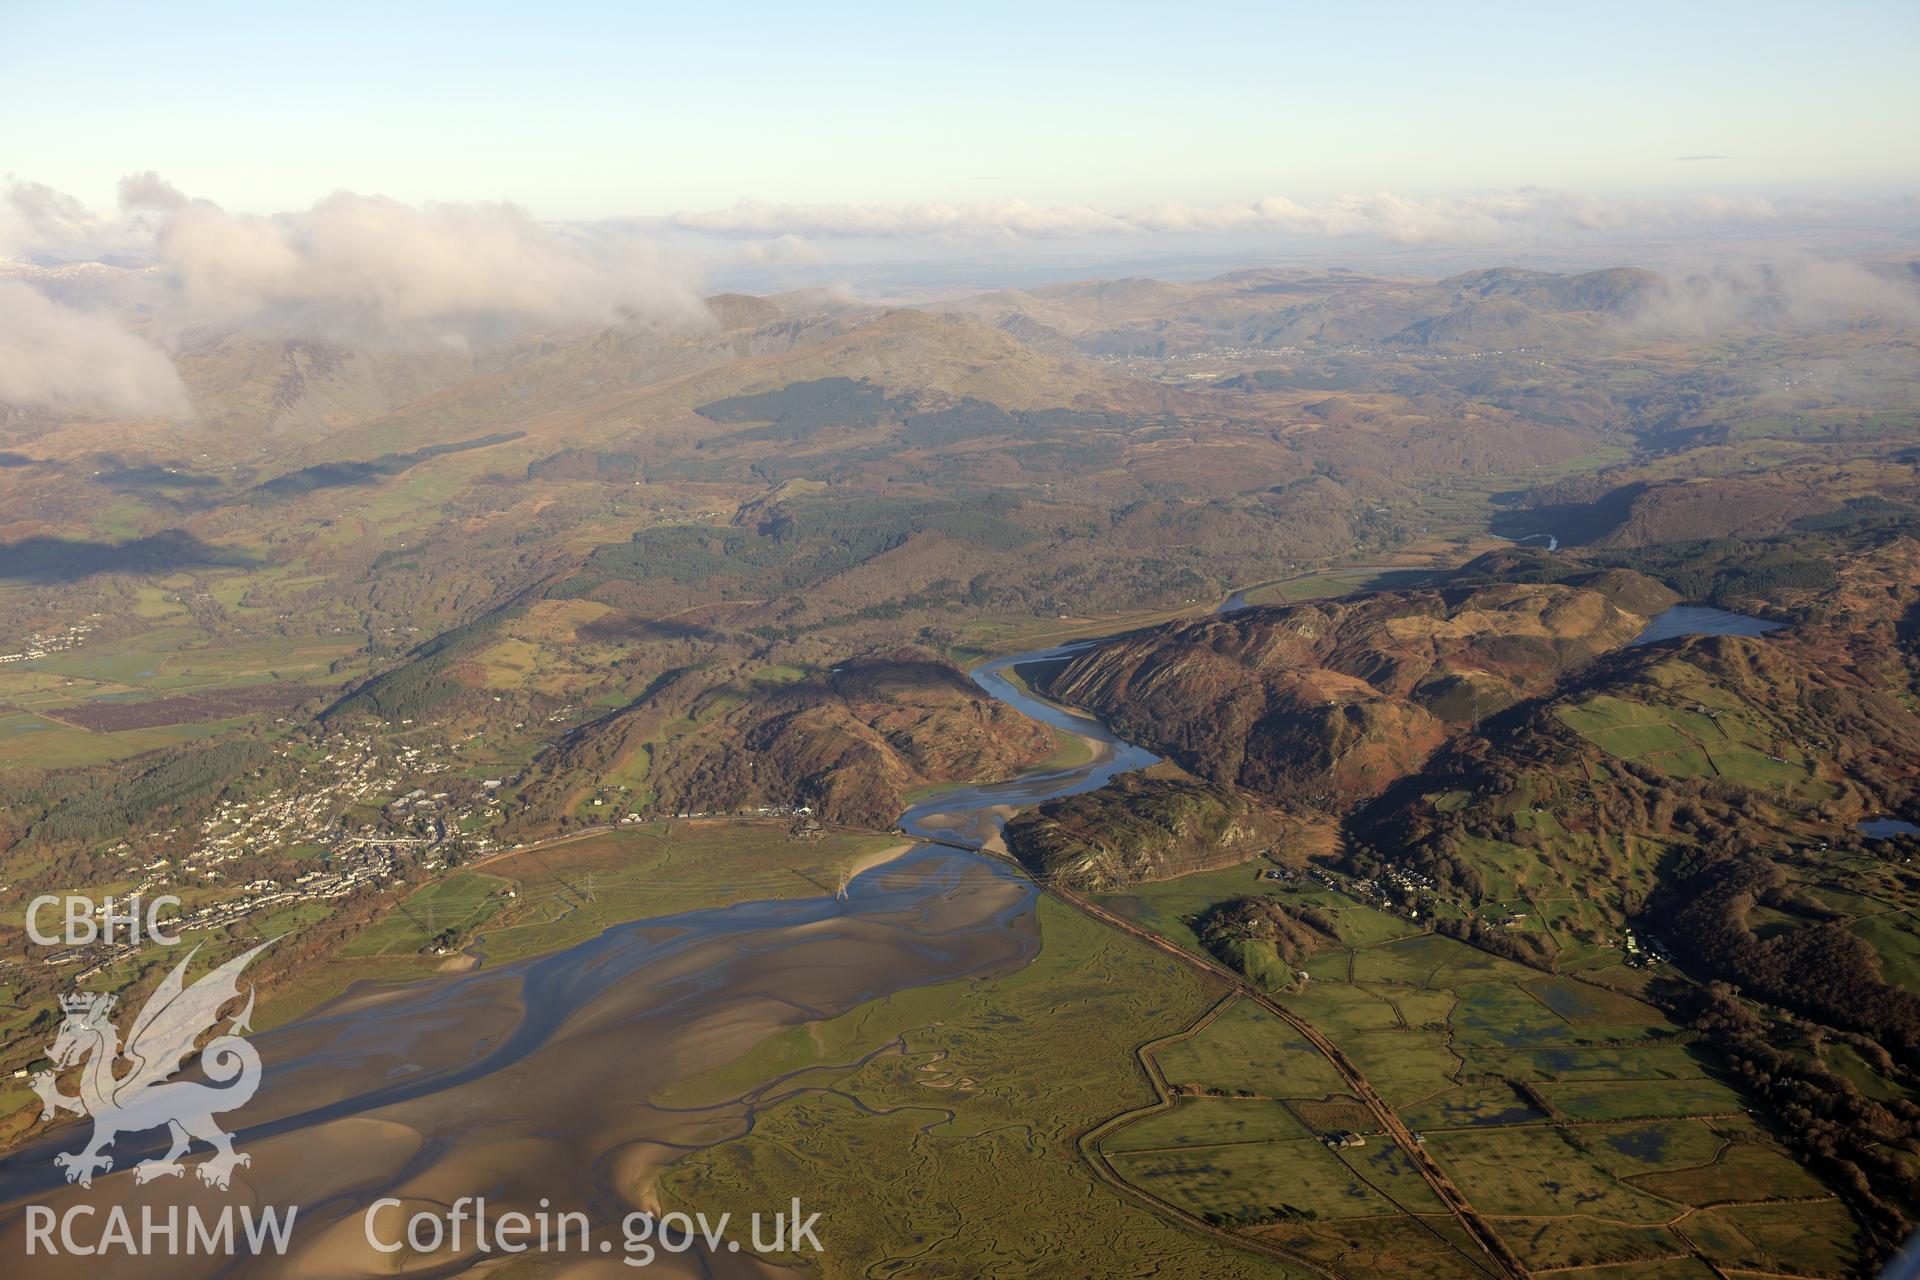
[1631,605,1784,647]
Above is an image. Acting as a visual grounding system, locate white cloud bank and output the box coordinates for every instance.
[1640,257,1920,333]
[4,179,709,335]
[0,175,712,417]
[153,192,708,337]
[2,174,1912,419]
[670,189,1796,245]
[0,282,189,419]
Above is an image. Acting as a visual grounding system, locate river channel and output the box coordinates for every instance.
[0,637,1166,1277]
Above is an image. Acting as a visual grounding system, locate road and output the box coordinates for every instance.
[1044,878,1530,1280]
[945,623,1529,1278]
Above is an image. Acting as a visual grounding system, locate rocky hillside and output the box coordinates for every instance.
[1003,774,1278,891]
[1039,582,1649,809]
[645,650,1055,828]
[1353,591,1920,910]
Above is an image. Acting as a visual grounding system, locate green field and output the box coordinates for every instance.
[1095,864,1421,958]
[1102,1098,1315,1150]
[341,870,512,956]
[0,621,361,767]
[1108,1137,1396,1221]
[1553,681,1828,798]
[1851,911,1920,987]
[1152,998,1347,1098]
[1085,880,1852,1276]
[1537,1078,1747,1122]
[653,899,1309,1278]
[0,708,234,765]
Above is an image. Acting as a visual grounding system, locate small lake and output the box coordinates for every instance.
[1860,818,1920,840]
[1630,606,1785,647]
[1505,532,1560,552]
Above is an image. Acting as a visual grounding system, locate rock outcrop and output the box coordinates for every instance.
[1040,582,1647,808]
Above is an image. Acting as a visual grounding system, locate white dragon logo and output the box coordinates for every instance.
[30,939,273,1191]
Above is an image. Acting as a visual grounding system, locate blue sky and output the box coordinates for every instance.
[6,0,1917,219]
